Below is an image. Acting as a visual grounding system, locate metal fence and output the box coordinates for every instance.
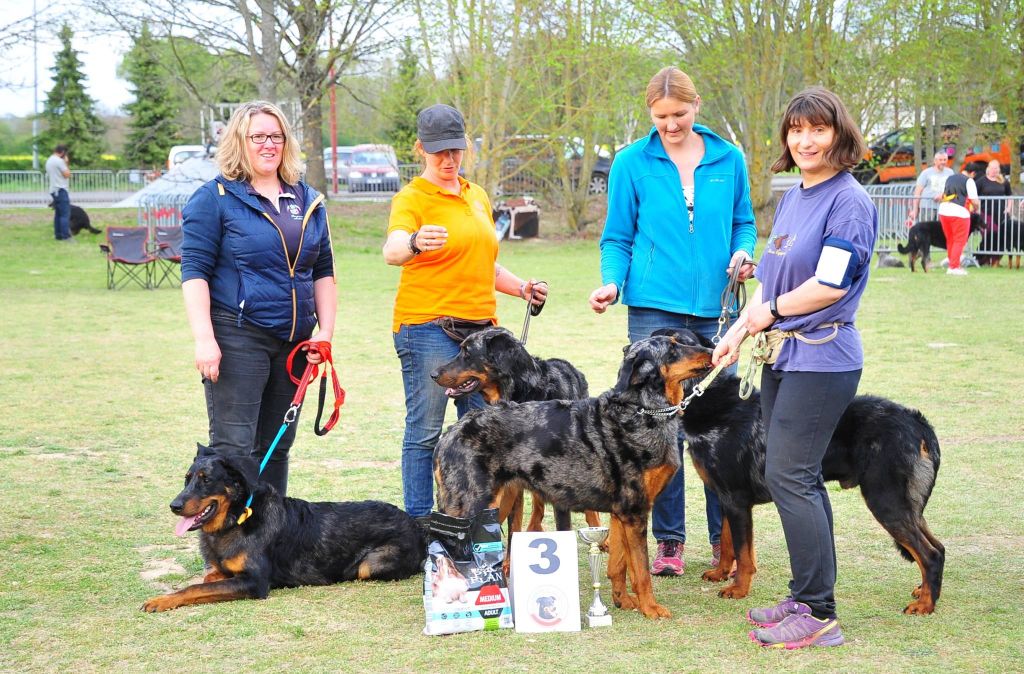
[864,183,1024,261]
[0,169,160,205]
[137,193,191,237]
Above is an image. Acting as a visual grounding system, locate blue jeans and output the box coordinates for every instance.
[627,307,735,545]
[52,188,71,240]
[394,322,484,517]
[202,308,306,496]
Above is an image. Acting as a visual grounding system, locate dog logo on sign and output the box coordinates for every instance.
[528,586,567,627]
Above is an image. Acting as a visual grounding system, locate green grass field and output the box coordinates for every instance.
[1,203,1022,672]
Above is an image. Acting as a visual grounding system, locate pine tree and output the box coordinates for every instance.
[384,38,426,164]
[38,24,106,167]
[122,23,180,168]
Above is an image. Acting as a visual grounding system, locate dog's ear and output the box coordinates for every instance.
[614,348,658,391]
[219,454,259,498]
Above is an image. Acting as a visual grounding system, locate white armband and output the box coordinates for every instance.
[815,237,856,288]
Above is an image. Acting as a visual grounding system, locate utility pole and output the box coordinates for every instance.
[328,13,338,194]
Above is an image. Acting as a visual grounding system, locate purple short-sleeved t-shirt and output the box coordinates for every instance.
[755,171,877,372]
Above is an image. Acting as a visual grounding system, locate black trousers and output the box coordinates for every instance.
[198,308,306,496]
[759,367,861,620]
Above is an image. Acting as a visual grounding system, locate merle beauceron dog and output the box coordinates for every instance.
[141,452,425,612]
[431,326,595,533]
[49,202,101,235]
[656,328,944,615]
[897,212,984,272]
[434,335,713,619]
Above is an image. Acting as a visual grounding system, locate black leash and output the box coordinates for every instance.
[519,281,547,346]
[713,261,753,344]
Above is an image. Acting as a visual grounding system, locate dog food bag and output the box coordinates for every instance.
[422,508,513,636]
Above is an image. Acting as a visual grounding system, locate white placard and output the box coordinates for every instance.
[509,531,581,632]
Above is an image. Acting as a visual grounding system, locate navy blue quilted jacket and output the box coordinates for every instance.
[181,176,335,342]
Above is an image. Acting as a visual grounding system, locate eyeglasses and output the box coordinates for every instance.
[248,133,286,145]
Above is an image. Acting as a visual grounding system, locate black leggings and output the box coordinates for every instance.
[760,367,861,620]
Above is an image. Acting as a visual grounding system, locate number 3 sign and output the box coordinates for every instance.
[509,531,581,632]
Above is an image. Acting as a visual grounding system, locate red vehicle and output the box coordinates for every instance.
[853,125,1023,184]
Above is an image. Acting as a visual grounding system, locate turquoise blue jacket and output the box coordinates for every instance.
[600,124,756,317]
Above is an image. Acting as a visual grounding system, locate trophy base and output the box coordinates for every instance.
[586,613,613,628]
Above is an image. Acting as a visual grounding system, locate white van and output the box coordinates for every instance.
[167,145,210,170]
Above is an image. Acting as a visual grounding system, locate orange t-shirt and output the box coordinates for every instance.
[388,176,499,332]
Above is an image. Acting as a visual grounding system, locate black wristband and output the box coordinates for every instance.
[770,297,784,319]
[408,231,422,255]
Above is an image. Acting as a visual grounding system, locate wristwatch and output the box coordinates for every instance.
[769,297,784,320]
[408,231,423,255]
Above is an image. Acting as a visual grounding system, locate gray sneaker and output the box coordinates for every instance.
[749,612,845,649]
[746,597,809,628]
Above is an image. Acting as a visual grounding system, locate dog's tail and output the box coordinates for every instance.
[896,242,910,254]
[86,225,102,234]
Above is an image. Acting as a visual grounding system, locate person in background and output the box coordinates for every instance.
[383,103,547,519]
[588,66,757,575]
[180,100,336,496]
[974,159,1012,266]
[713,86,877,649]
[938,163,980,276]
[906,151,953,227]
[46,144,72,242]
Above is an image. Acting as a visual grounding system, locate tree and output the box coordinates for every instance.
[122,22,181,168]
[38,24,107,167]
[383,38,427,164]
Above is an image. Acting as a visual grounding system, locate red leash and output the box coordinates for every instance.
[285,340,346,436]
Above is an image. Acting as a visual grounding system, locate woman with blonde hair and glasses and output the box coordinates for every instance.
[180,100,336,496]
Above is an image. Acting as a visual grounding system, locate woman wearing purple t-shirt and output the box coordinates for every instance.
[713,87,877,649]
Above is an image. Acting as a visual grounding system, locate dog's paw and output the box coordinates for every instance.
[717,583,750,599]
[903,598,935,615]
[639,601,672,619]
[140,595,180,613]
[612,591,639,610]
[702,568,729,582]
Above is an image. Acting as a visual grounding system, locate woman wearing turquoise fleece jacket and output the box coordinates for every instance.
[590,66,757,577]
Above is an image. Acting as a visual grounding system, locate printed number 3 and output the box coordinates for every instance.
[528,538,560,574]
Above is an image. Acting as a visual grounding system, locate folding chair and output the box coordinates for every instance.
[99,226,155,290]
[152,225,183,288]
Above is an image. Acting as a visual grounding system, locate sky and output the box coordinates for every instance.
[0,5,132,118]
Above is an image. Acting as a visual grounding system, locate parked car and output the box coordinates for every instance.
[478,136,611,196]
[853,124,1024,184]
[347,144,400,192]
[167,144,209,170]
[323,145,354,182]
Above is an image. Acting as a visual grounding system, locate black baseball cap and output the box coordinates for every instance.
[417,104,467,153]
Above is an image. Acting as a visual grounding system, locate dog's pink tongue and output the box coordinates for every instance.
[174,515,199,537]
[444,388,457,397]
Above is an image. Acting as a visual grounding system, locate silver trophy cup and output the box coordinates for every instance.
[578,527,612,627]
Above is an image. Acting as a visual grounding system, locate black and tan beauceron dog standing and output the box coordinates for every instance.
[434,335,713,619]
[431,326,596,533]
[897,212,985,272]
[141,452,425,612]
[656,328,944,615]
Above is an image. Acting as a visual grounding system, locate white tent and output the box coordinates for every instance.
[112,158,218,208]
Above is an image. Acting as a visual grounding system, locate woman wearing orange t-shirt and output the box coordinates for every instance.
[383,104,547,518]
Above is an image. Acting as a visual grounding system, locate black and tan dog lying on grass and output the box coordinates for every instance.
[434,335,713,619]
[431,326,598,534]
[141,451,424,612]
[658,328,945,615]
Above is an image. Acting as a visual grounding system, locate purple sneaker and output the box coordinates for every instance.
[651,540,684,576]
[749,613,845,649]
[746,597,809,628]
[710,543,721,568]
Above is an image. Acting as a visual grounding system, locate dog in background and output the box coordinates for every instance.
[48,201,101,235]
[655,328,944,615]
[432,326,596,534]
[897,212,984,272]
[141,451,425,612]
[435,335,714,619]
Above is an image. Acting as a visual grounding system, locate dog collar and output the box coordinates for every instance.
[636,360,725,418]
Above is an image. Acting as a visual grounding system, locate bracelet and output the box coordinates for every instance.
[408,231,422,255]
[519,282,527,300]
[769,297,784,320]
